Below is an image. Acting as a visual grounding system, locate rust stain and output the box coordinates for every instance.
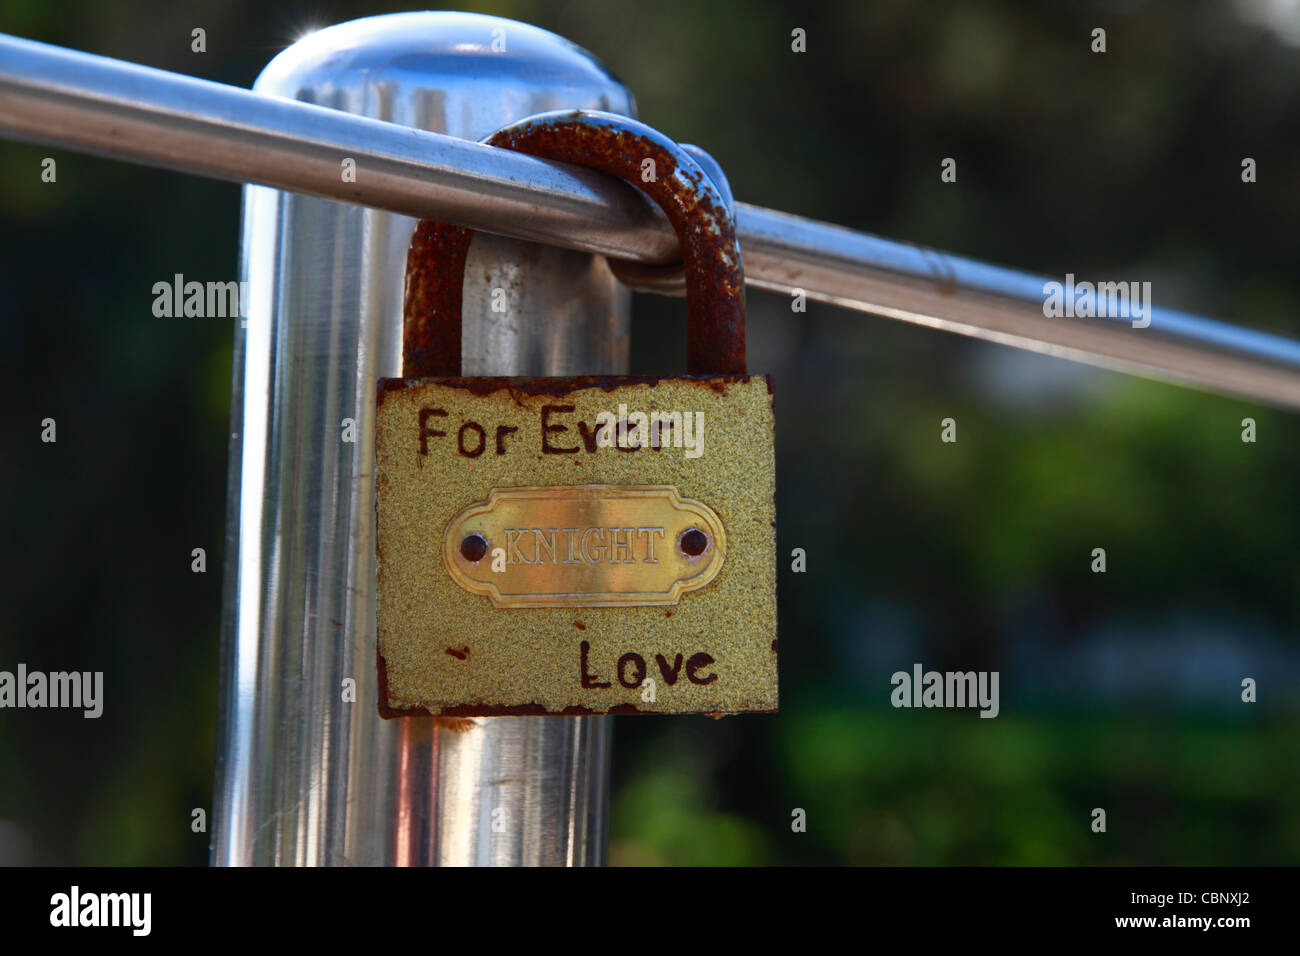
[904,240,959,296]
[435,716,477,733]
[378,373,762,403]
[381,700,776,718]
[402,220,472,378]
[445,646,469,660]
[399,111,747,379]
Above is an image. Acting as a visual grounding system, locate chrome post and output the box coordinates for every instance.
[211,12,633,866]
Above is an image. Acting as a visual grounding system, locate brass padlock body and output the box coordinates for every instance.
[376,374,775,716]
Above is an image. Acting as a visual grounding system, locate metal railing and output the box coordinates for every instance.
[4,30,1300,409]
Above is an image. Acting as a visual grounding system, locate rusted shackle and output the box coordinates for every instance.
[402,109,746,378]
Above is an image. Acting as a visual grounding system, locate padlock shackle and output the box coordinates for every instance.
[403,110,746,378]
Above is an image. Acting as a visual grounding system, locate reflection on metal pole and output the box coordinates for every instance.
[210,12,632,866]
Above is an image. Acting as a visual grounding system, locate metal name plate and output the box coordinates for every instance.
[443,485,726,607]
[375,375,776,716]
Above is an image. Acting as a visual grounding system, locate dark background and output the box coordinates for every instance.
[1,0,1298,865]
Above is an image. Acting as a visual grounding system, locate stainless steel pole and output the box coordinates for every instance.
[3,29,1299,409]
[211,12,632,866]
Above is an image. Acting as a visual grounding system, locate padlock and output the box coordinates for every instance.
[375,110,776,717]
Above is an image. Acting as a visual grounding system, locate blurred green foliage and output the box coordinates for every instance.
[1,0,1297,865]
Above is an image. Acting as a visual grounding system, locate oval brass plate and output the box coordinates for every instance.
[443,485,726,608]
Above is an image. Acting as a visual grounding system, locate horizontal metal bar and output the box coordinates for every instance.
[3,31,1299,409]
[0,33,676,260]
[739,206,1300,409]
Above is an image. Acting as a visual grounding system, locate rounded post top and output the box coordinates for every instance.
[256,12,635,137]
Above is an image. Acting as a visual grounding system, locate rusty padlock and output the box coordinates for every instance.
[375,110,776,717]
